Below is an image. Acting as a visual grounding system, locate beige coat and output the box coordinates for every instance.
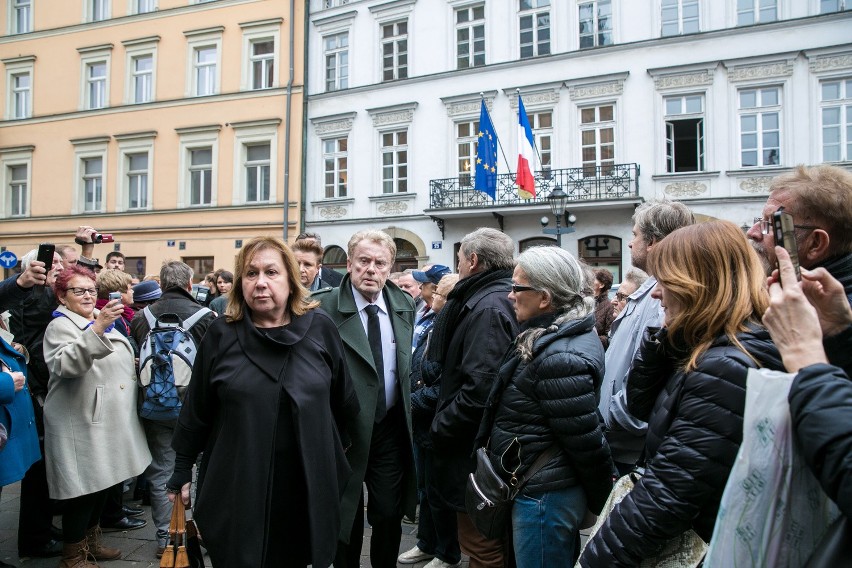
[43,305,151,499]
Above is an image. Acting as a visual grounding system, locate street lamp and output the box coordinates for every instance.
[541,186,576,246]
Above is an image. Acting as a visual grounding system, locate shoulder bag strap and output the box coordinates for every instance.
[513,444,562,494]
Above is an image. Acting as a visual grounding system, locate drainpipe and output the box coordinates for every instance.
[300,0,310,235]
[282,0,296,241]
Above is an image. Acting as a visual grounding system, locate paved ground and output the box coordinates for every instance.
[0,482,467,568]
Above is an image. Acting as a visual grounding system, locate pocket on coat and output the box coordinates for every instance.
[92,385,104,424]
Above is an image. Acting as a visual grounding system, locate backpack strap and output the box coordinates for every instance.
[181,307,212,330]
[142,306,157,329]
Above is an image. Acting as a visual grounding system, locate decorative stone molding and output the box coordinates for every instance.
[377,200,409,215]
[508,90,559,109]
[654,71,713,91]
[446,100,485,117]
[569,81,623,101]
[664,181,707,197]
[441,91,498,118]
[372,109,414,127]
[315,119,353,135]
[728,61,793,83]
[319,205,347,219]
[739,177,772,193]
[809,52,852,73]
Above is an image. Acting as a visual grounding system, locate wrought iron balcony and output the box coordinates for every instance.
[428,163,640,211]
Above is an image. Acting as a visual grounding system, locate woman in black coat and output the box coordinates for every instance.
[480,247,615,567]
[580,221,785,566]
[167,237,359,568]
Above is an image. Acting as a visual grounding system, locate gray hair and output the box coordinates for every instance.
[515,247,593,361]
[623,268,649,289]
[632,200,694,245]
[21,249,37,271]
[347,230,396,259]
[160,260,193,292]
[460,228,514,272]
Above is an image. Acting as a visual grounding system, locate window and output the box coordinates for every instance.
[11,0,32,34]
[323,138,348,198]
[519,0,550,59]
[820,0,849,13]
[456,5,485,69]
[244,143,271,203]
[579,0,612,49]
[249,40,274,89]
[193,46,217,96]
[324,32,348,91]
[88,0,109,21]
[528,110,553,171]
[133,0,157,13]
[738,86,781,167]
[820,78,852,162]
[381,130,408,193]
[736,0,777,25]
[580,104,615,176]
[662,0,699,36]
[381,21,408,81]
[82,157,103,212]
[86,61,107,109]
[131,54,153,103]
[664,95,705,172]
[189,147,213,206]
[8,164,27,217]
[10,72,31,119]
[578,235,622,282]
[126,153,149,209]
[456,119,478,185]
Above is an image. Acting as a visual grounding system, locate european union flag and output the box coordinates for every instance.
[474,100,498,199]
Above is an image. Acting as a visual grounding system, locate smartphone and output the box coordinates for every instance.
[36,243,55,268]
[108,291,122,302]
[195,286,209,303]
[771,208,801,282]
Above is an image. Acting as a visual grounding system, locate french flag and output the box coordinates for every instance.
[516,95,536,199]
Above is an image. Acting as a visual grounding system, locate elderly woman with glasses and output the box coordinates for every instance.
[43,265,150,567]
[478,247,616,567]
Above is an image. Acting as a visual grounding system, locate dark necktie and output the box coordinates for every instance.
[365,304,387,423]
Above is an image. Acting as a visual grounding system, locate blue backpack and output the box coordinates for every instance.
[137,308,211,421]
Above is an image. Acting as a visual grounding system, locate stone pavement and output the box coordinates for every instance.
[0,482,469,568]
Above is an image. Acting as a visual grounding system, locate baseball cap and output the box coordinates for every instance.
[412,264,451,285]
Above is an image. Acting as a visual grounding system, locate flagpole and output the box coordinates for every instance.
[480,92,513,176]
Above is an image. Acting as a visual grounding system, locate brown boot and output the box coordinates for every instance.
[58,539,99,568]
[84,526,121,561]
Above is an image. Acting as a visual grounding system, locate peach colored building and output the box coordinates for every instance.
[0,0,304,280]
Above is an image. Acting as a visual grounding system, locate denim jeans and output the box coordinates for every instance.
[511,485,586,568]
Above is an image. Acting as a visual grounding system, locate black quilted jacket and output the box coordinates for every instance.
[579,325,783,566]
[482,312,615,513]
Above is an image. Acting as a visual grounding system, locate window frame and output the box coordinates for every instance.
[519,0,551,59]
[0,148,33,219]
[818,77,852,163]
[184,28,223,98]
[131,0,158,14]
[240,20,281,91]
[86,0,111,22]
[661,0,700,36]
[78,47,112,111]
[231,120,279,206]
[737,85,783,168]
[380,20,409,82]
[4,57,34,119]
[379,128,409,194]
[322,136,349,199]
[123,38,158,105]
[455,118,479,185]
[579,103,617,177]
[578,0,613,49]
[455,4,486,69]
[324,31,349,92]
[663,93,706,173]
[9,0,32,34]
[116,136,155,212]
[177,127,219,208]
[735,0,778,25]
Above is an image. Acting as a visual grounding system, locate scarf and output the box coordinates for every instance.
[427,268,512,364]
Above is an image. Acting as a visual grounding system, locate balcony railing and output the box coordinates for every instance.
[428,163,639,210]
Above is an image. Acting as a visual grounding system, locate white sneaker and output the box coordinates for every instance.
[424,558,461,568]
[397,545,434,564]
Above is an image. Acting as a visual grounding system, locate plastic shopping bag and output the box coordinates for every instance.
[704,368,840,568]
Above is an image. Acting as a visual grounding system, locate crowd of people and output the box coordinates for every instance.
[1,163,851,568]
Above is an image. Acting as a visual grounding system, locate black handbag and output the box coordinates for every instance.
[465,442,560,540]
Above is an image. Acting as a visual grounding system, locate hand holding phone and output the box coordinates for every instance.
[108,291,122,304]
[771,208,801,284]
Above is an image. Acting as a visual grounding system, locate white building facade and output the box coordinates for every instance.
[305,0,852,281]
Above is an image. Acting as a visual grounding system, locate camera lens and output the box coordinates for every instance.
[93,233,103,243]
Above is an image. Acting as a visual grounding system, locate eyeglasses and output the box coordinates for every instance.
[615,292,630,302]
[752,218,819,236]
[68,287,97,297]
[511,284,540,293]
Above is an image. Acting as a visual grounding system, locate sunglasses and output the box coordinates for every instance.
[511,284,540,293]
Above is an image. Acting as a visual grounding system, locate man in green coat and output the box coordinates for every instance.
[314,229,417,568]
